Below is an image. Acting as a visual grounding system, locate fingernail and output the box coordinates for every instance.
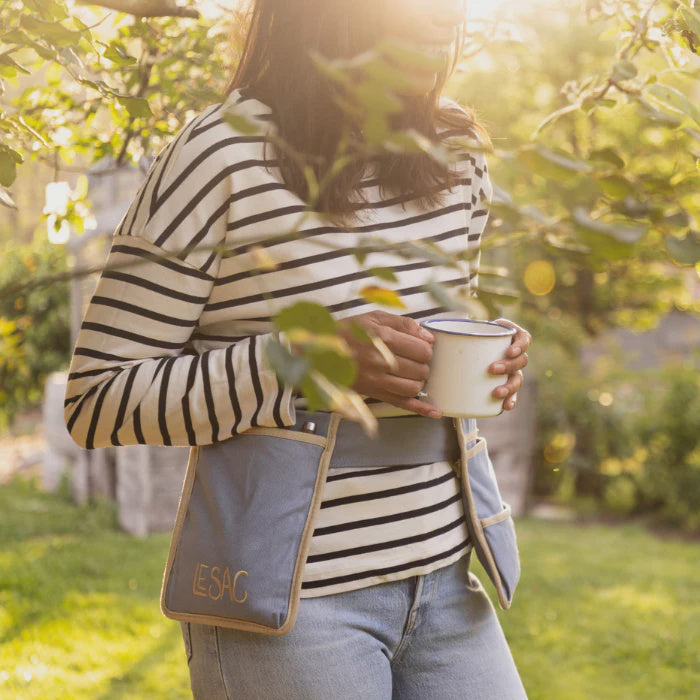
[491,363,505,374]
[429,410,442,418]
[509,346,521,357]
[420,329,435,342]
[495,387,508,398]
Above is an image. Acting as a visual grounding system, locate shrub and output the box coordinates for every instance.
[530,316,700,532]
[0,235,70,428]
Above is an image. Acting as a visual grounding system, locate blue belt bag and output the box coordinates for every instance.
[160,411,520,635]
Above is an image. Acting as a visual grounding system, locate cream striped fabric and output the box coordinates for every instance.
[64,88,493,596]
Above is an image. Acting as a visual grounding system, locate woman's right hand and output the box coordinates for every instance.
[337,310,443,419]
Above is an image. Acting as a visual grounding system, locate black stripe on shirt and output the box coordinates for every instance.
[132,404,145,444]
[222,202,471,258]
[320,471,454,509]
[301,538,470,590]
[152,160,280,249]
[313,493,462,536]
[80,322,185,351]
[181,355,199,446]
[110,244,214,281]
[102,271,209,304]
[153,136,267,215]
[248,336,263,427]
[90,297,198,328]
[158,356,177,445]
[150,105,220,215]
[225,344,243,435]
[205,260,433,312]
[214,224,470,287]
[200,351,219,443]
[306,515,466,563]
[85,372,121,450]
[66,383,100,435]
[111,363,141,446]
[73,347,135,363]
[326,461,438,483]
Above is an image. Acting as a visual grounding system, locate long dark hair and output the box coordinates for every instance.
[226,0,489,223]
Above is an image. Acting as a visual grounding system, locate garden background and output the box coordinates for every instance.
[1,0,699,697]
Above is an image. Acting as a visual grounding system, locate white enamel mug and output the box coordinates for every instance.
[420,319,516,418]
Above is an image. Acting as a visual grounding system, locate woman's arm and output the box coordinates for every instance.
[64,122,295,449]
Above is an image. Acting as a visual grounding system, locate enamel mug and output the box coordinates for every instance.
[420,319,516,418]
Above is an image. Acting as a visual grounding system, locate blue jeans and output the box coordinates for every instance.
[181,554,527,699]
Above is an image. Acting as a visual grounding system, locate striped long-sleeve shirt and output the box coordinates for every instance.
[64,88,493,596]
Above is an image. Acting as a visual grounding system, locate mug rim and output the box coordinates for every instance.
[420,318,516,338]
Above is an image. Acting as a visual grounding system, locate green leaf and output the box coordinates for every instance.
[597,174,634,199]
[20,16,83,46]
[24,0,69,21]
[0,29,29,44]
[115,95,152,118]
[359,286,406,309]
[589,147,625,170]
[645,84,700,128]
[299,375,330,412]
[368,267,398,283]
[306,348,356,388]
[665,230,700,266]
[572,207,646,259]
[344,321,373,344]
[222,109,261,135]
[103,42,137,66]
[678,6,700,39]
[275,301,338,335]
[266,338,309,387]
[476,285,520,304]
[611,60,637,82]
[0,54,30,75]
[518,144,593,181]
[0,145,23,187]
[353,249,368,266]
[424,279,468,312]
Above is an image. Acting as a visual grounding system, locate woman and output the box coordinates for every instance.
[64,0,531,697]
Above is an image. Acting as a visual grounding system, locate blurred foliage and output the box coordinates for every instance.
[0,235,70,428]
[533,326,700,532]
[454,0,699,336]
[0,0,698,436]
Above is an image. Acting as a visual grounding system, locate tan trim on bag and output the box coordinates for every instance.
[244,426,327,447]
[452,418,512,611]
[160,445,200,621]
[160,417,341,635]
[480,503,512,529]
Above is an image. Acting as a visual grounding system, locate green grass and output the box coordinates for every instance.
[1,478,698,699]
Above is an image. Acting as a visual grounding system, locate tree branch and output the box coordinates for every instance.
[77,0,200,19]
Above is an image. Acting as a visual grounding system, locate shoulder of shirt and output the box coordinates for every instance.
[152,89,274,184]
[436,95,489,165]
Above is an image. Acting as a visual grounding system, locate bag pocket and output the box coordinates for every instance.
[161,425,332,635]
[455,431,521,610]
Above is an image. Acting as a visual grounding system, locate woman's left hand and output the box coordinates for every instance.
[488,319,532,411]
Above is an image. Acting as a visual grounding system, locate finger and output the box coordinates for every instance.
[377,325,433,365]
[507,336,531,359]
[376,391,443,419]
[389,355,431,382]
[378,373,427,399]
[492,370,524,399]
[489,353,528,375]
[494,320,532,355]
[504,392,518,411]
[374,312,435,344]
